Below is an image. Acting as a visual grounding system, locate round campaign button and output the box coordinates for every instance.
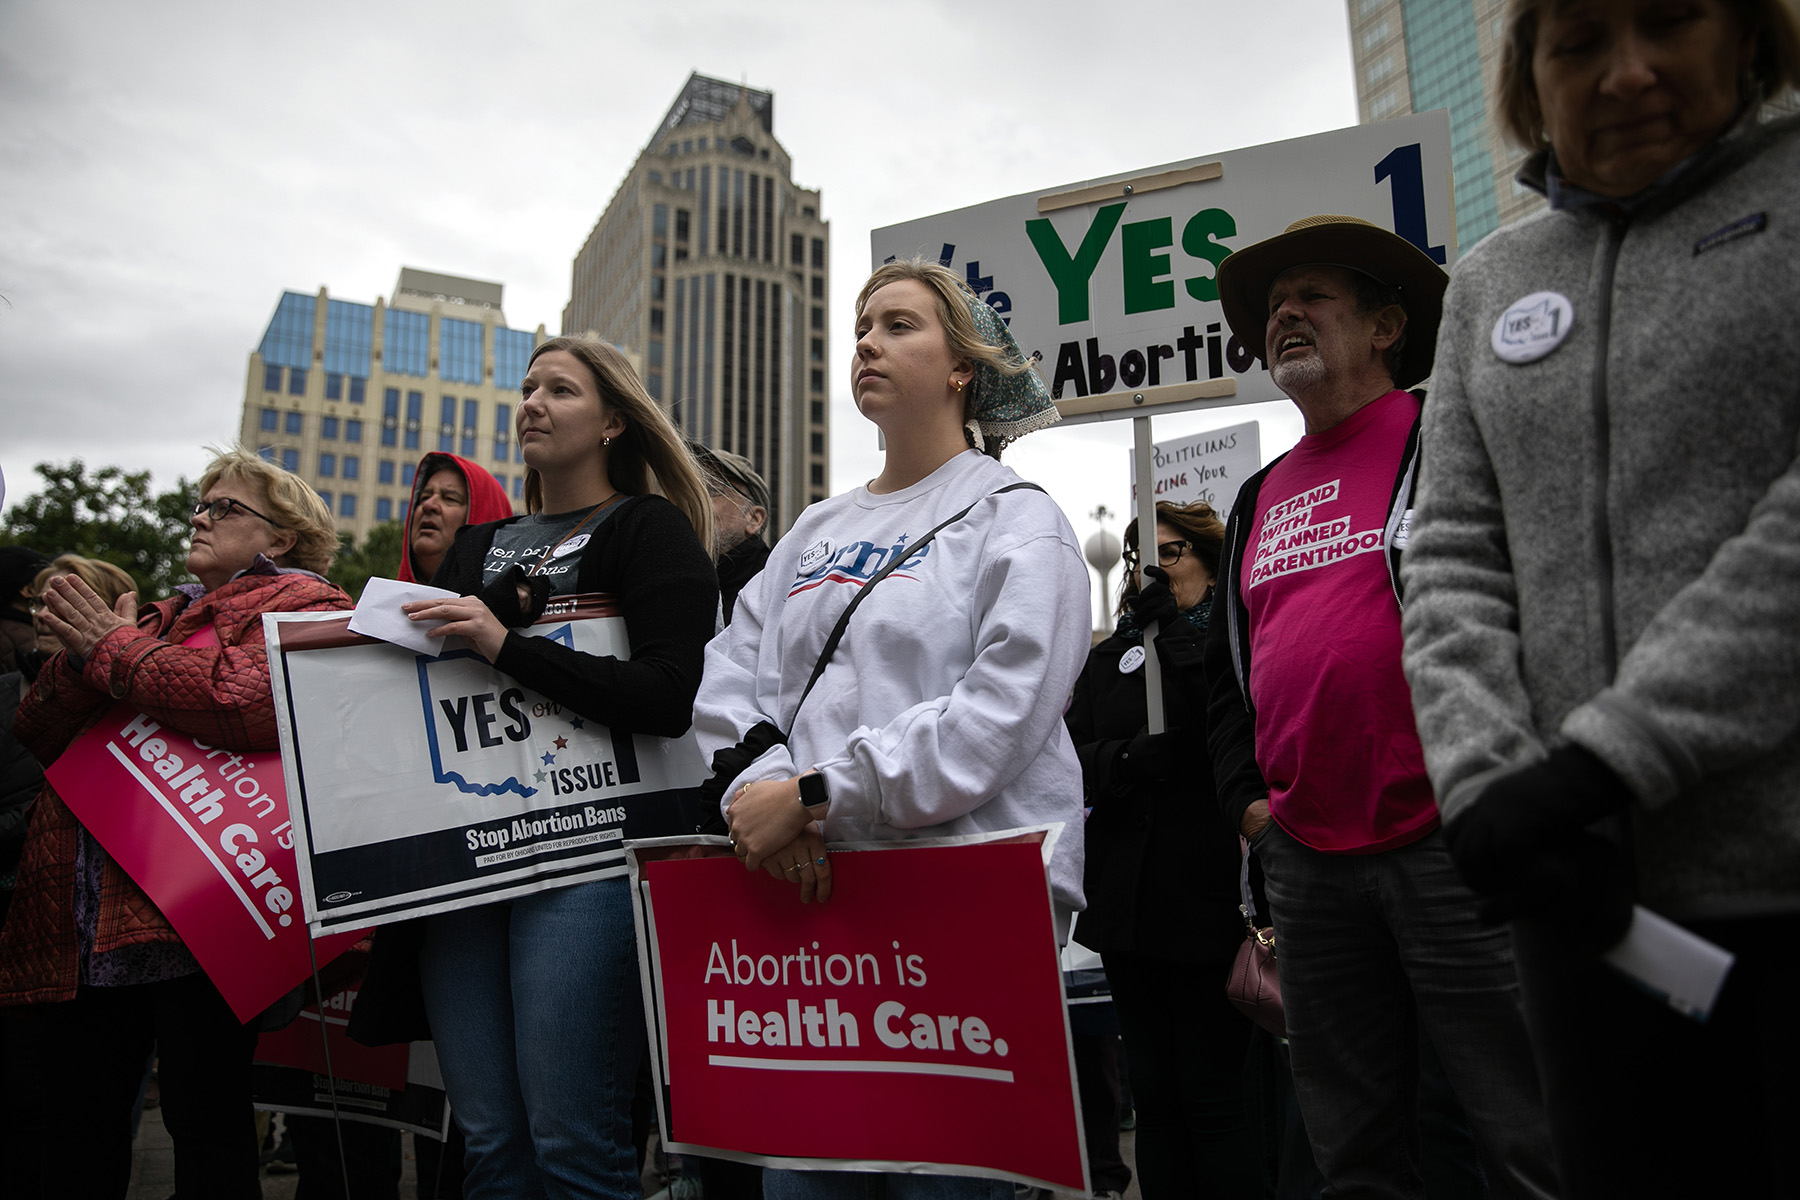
[799,538,833,573]
[553,534,591,558]
[1492,291,1574,364]
[1118,645,1146,674]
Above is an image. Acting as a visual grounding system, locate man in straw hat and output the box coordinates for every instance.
[1203,217,1555,1198]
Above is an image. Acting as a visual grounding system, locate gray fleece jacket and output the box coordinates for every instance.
[1401,114,1800,920]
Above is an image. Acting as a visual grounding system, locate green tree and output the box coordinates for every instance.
[327,520,405,601]
[0,460,195,598]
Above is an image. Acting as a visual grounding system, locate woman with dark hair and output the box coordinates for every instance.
[0,447,350,1198]
[1402,1,1800,1194]
[1065,500,1257,1200]
[694,259,1089,1200]
[354,336,717,1199]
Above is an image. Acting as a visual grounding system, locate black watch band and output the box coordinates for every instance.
[799,772,830,810]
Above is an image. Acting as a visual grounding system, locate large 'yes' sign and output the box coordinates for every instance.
[871,112,1454,406]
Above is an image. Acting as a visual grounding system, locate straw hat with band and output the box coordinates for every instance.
[1216,215,1450,390]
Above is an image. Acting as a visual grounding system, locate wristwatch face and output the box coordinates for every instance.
[799,773,829,809]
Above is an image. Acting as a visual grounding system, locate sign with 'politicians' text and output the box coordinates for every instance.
[265,595,706,933]
[629,831,1086,1193]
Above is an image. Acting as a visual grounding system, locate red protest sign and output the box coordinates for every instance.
[45,704,365,1021]
[636,836,1087,1193]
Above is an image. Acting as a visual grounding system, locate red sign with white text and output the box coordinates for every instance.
[636,836,1086,1193]
[45,703,365,1021]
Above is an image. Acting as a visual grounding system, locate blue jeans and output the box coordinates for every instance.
[420,877,644,1200]
[1253,823,1555,1200]
[762,1169,1014,1199]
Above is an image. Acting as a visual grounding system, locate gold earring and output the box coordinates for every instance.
[953,378,964,393]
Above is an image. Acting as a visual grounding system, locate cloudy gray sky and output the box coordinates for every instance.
[1,0,1356,589]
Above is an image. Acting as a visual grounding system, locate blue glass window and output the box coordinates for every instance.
[383,309,430,377]
[264,364,282,392]
[438,395,456,453]
[284,411,303,435]
[260,408,278,432]
[405,391,423,451]
[325,373,343,400]
[318,490,332,509]
[342,455,360,480]
[258,445,276,463]
[376,497,393,523]
[494,328,534,390]
[402,461,417,487]
[493,472,506,494]
[441,318,484,385]
[382,388,399,447]
[258,292,316,369]
[494,403,511,461]
[512,475,524,498]
[348,376,366,404]
[321,416,339,440]
[378,459,395,485]
[345,419,363,443]
[319,453,336,478]
[281,448,299,472]
[288,367,308,396]
[339,494,356,518]
[324,299,375,378]
[461,398,479,458]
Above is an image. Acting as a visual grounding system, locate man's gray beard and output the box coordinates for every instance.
[1271,351,1326,395]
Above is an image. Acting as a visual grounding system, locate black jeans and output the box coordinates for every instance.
[1103,949,1259,1199]
[16,970,261,1199]
[1513,911,1800,1199]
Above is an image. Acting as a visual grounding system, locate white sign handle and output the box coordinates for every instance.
[1132,414,1165,735]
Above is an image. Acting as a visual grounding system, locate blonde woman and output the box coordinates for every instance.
[354,336,718,1199]
[695,261,1089,1199]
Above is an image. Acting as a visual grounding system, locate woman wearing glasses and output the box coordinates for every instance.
[0,447,350,1198]
[1064,500,1258,1200]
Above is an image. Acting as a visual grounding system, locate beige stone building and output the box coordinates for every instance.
[1347,0,1542,254]
[237,268,566,541]
[563,72,830,534]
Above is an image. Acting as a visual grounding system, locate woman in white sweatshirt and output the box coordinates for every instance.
[692,259,1091,1199]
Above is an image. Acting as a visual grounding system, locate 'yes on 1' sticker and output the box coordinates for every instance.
[552,534,591,558]
[1492,292,1574,364]
[1118,645,1146,674]
[799,538,832,574]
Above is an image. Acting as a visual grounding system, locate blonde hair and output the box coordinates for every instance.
[854,259,1034,456]
[1497,0,1800,149]
[197,445,338,575]
[32,554,138,609]
[522,337,713,551]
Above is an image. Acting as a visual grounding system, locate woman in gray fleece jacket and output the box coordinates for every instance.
[1399,1,1800,1196]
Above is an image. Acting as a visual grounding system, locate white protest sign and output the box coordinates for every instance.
[871,111,1454,409]
[264,596,708,934]
[1128,420,1261,509]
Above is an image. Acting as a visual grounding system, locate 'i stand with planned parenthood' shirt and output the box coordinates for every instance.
[1244,389,1437,854]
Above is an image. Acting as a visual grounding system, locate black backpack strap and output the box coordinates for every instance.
[794,482,1045,714]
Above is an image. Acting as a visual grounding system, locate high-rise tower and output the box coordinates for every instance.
[563,72,830,534]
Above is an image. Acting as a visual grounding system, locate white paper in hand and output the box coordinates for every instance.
[347,577,460,657]
[1602,905,1735,1022]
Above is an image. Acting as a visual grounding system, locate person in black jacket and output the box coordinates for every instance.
[691,442,773,625]
[355,336,718,1200]
[1066,500,1257,1199]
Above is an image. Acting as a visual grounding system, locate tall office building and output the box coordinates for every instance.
[238,268,555,541]
[563,72,830,534]
[1347,0,1542,251]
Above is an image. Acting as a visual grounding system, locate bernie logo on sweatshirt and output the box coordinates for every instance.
[789,535,932,598]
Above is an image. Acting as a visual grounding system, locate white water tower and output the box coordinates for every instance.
[1083,506,1122,636]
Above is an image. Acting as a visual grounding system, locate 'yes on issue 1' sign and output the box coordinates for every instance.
[871,110,1455,407]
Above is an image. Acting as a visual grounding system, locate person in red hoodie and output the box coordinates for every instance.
[399,453,515,585]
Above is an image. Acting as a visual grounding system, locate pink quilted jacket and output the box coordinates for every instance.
[0,572,351,1007]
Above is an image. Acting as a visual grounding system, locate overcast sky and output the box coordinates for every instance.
[1,0,1357,600]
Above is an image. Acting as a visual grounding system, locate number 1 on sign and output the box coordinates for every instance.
[1374,143,1447,265]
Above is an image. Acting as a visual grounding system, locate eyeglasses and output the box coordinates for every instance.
[193,497,279,526]
[1124,539,1193,568]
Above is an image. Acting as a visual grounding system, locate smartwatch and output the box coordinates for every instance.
[799,772,830,811]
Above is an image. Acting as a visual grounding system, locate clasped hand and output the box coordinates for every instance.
[38,574,138,662]
[726,776,833,904]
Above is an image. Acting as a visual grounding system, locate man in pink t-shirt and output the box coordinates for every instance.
[1205,217,1554,1199]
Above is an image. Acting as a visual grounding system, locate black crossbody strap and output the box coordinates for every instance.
[793,482,1045,717]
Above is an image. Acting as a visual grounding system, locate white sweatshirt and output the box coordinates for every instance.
[695,450,1092,915]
